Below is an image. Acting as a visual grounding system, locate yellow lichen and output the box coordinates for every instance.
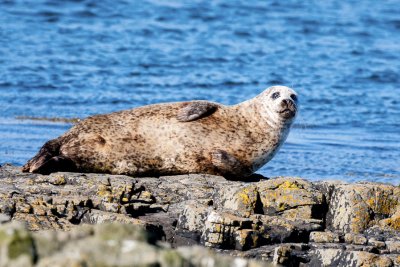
[251,233,259,247]
[50,175,66,185]
[141,191,152,199]
[365,190,398,216]
[277,202,289,211]
[238,230,248,245]
[97,185,113,202]
[235,187,258,217]
[351,205,371,233]
[278,180,302,190]
[238,191,251,206]
[380,214,400,230]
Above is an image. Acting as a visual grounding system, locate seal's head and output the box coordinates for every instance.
[259,86,298,125]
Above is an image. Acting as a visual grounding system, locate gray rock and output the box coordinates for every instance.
[0,214,11,224]
[1,165,400,266]
[0,222,268,267]
[308,249,393,267]
[0,222,35,267]
[344,233,367,245]
[317,181,400,234]
[309,231,340,243]
[385,241,400,254]
[177,201,211,232]
[368,238,386,249]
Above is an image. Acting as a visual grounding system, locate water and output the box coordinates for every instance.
[0,0,399,183]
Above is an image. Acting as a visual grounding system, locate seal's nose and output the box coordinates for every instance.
[282,99,294,106]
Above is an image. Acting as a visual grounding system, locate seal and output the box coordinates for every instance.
[22,86,298,179]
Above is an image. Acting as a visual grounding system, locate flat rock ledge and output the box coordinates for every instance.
[0,164,399,267]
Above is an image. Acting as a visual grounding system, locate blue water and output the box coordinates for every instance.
[0,0,399,183]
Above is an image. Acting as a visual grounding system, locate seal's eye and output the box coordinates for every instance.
[271,92,280,100]
[290,94,297,102]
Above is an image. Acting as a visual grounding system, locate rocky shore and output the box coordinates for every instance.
[0,164,399,266]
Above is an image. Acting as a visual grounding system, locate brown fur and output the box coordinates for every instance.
[23,86,297,179]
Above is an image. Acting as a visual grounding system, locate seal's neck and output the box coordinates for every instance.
[263,106,283,129]
[231,98,295,172]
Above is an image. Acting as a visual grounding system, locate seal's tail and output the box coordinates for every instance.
[22,138,75,174]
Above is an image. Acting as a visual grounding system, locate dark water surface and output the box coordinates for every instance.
[1,0,399,183]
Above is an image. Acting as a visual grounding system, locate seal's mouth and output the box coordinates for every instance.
[279,108,296,118]
[278,99,297,118]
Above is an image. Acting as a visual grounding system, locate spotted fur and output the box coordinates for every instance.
[23,86,298,179]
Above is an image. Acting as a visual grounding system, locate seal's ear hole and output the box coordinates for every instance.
[271,92,280,100]
[290,94,297,102]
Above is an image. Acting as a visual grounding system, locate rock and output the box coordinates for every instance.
[0,213,11,224]
[252,214,323,243]
[309,249,393,267]
[368,238,386,249]
[216,184,260,217]
[0,222,35,267]
[364,225,400,242]
[176,201,210,232]
[272,245,293,266]
[317,181,400,234]
[0,222,268,267]
[380,210,400,230]
[309,231,340,243]
[344,233,367,245]
[385,241,400,254]
[201,211,254,249]
[177,246,271,267]
[257,178,325,221]
[1,165,400,266]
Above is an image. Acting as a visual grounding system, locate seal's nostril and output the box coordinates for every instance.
[282,99,294,106]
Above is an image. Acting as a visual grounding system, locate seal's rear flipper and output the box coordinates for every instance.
[22,138,74,174]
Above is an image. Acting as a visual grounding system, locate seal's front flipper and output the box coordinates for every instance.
[210,149,252,180]
[176,101,219,122]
